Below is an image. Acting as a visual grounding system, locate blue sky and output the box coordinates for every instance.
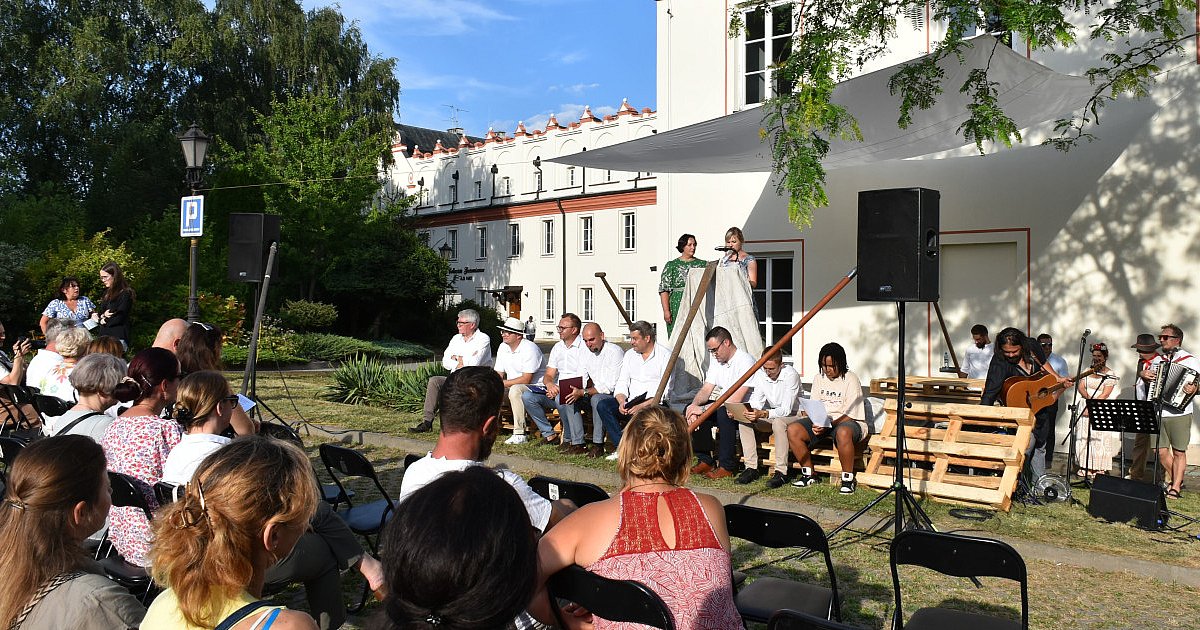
[303,0,658,136]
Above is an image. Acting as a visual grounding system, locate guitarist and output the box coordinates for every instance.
[981,327,1070,483]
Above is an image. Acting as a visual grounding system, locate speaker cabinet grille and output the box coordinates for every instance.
[228,214,280,283]
[1087,474,1166,529]
[857,187,940,302]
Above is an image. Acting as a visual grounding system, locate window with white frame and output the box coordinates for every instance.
[604,169,614,182]
[620,286,636,323]
[542,219,554,255]
[567,167,577,187]
[447,229,458,260]
[501,176,512,195]
[620,211,636,251]
[743,4,794,106]
[580,287,594,322]
[508,223,520,258]
[542,288,555,322]
[476,226,487,260]
[753,255,797,357]
[476,289,490,306]
[580,216,594,253]
[473,181,482,199]
[449,183,458,204]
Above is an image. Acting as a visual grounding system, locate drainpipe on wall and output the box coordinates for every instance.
[557,199,567,313]
[580,147,586,196]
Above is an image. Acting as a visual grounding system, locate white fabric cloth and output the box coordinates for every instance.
[582,341,625,394]
[546,335,589,381]
[441,331,493,371]
[810,371,866,427]
[671,266,763,403]
[25,349,63,390]
[43,408,116,442]
[549,36,1099,173]
[963,342,993,379]
[162,433,232,485]
[705,348,756,403]
[614,343,676,401]
[494,338,545,382]
[399,455,551,532]
[749,365,803,418]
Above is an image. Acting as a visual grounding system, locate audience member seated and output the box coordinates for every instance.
[25,317,70,392]
[42,353,126,441]
[493,316,545,446]
[745,349,803,488]
[34,325,92,402]
[521,312,591,451]
[175,322,257,435]
[84,335,127,359]
[0,319,32,386]
[595,320,675,459]
[533,406,743,629]
[786,342,867,493]
[161,371,236,485]
[578,322,626,457]
[39,275,96,333]
[410,308,493,433]
[100,347,183,568]
[146,435,319,629]
[152,318,189,353]
[401,366,575,533]
[0,435,145,629]
[685,326,756,480]
[374,466,537,629]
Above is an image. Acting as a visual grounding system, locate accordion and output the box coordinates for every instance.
[1148,361,1200,412]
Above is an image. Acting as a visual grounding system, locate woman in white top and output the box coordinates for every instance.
[162,371,236,486]
[36,326,92,403]
[1073,342,1120,479]
[42,353,126,441]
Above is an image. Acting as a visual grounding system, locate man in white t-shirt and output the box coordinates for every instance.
[786,342,867,493]
[400,366,575,533]
[521,313,591,452]
[570,322,626,458]
[963,324,993,380]
[594,321,674,459]
[493,317,545,445]
[25,318,70,391]
[1148,323,1199,498]
[744,349,803,488]
[685,326,756,480]
[411,308,493,433]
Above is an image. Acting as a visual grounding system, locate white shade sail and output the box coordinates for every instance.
[550,36,1098,173]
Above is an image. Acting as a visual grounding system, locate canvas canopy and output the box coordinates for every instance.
[549,36,1098,173]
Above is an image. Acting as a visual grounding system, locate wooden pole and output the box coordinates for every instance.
[594,272,633,328]
[690,267,857,431]
[653,262,718,403]
[933,302,967,377]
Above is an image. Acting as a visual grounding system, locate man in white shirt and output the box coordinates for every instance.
[493,317,545,445]
[567,322,625,458]
[1129,333,1163,482]
[400,366,574,533]
[963,324,993,379]
[595,321,675,459]
[685,326,756,480]
[1148,323,1199,498]
[411,309,493,433]
[25,318,70,391]
[521,313,591,453]
[743,349,803,488]
[787,342,867,493]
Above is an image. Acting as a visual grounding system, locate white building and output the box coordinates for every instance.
[394,3,1200,455]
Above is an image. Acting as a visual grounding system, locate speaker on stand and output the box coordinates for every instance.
[227,214,287,430]
[857,187,940,303]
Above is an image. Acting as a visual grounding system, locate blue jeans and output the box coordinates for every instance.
[693,406,738,471]
[521,388,585,444]
[593,394,626,446]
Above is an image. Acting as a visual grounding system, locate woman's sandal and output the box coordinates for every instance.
[1166,488,1183,499]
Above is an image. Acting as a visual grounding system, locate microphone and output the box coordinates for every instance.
[1081,328,1091,340]
[714,246,734,252]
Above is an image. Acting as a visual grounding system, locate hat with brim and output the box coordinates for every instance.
[498,317,525,335]
[1131,333,1160,352]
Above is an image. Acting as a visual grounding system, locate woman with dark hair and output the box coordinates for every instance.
[658,233,707,336]
[534,406,742,629]
[146,435,319,629]
[39,276,95,333]
[176,321,258,435]
[0,435,145,628]
[91,261,135,347]
[100,347,183,568]
[1073,342,1120,479]
[375,465,537,630]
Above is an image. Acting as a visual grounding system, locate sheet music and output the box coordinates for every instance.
[799,397,830,427]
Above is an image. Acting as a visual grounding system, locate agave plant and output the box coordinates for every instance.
[323,356,448,412]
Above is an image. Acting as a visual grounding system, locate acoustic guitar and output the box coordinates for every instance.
[1002,366,1096,414]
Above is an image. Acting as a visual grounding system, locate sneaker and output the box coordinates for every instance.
[840,472,857,494]
[791,467,817,488]
[735,468,762,485]
[504,434,527,445]
[766,472,788,489]
[408,421,433,433]
[605,452,620,461]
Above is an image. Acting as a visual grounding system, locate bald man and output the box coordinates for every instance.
[153,318,189,353]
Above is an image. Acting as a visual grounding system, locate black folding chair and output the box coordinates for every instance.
[725,503,841,623]
[769,609,865,630]
[32,393,72,418]
[529,475,609,506]
[403,452,422,469]
[97,471,156,603]
[318,443,396,553]
[153,481,182,506]
[259,422,355,507]
[0,435,25,486]
[890,529,1028,630]
[547,564,674,630]
[0,384,40,441]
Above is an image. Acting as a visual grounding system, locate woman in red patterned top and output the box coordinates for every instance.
[100,347,183,568]
[534,406,743,629]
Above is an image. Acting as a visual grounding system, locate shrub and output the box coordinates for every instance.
[25,228,146,306]
[291,333,435,362]
[221,344,305,367]
[199,293,246,340]
[322,357,448,412]
[279,299,337,331]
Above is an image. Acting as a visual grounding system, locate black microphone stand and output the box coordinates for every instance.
[1063,331,1089,483]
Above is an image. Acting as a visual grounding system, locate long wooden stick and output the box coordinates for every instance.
[595,272,633,328]
[932,302,966,377]
[654,262,718,403]
[690,267,858,431]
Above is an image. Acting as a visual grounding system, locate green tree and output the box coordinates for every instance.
[731,0,1198,227]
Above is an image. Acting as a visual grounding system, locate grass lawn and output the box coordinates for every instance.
[248,370,1200,629]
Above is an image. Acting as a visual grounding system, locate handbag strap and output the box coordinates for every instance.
[50,411,105,437]
[9,571,85,630]
[214,600,277,630]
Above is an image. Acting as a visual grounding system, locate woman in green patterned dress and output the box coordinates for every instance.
[658,234,708,337]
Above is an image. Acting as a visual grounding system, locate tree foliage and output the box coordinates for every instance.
[731,0,1198,227]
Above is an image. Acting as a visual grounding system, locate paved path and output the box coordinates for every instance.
[310,425,1200,588]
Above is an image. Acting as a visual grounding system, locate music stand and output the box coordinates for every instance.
[1086,399,1157,480]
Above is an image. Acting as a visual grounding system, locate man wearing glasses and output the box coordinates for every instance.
[521,313,591,452]
[411,308,493,433]
[1142,324,1198,498]
[1036,333,1069,468]
[685,326,756,480]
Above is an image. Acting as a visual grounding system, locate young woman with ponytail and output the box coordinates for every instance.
[161,370,236,485]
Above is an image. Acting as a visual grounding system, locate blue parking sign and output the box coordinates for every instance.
[180,195,204,237]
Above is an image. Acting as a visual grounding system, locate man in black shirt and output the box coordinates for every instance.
[980,327,1069,481]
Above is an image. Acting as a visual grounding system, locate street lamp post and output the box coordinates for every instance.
[438,242,454,308]
[179,123,210,323]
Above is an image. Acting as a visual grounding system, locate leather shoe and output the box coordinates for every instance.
[586,443,605,458]
[690,461,713,475]
[408,421,432,433]
[705,467,735,480]
[735,468,762,485]
[538,434,560,446]
[565,444,589,455]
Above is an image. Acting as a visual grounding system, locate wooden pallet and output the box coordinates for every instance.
[858,400,1033,511]
[869,375,985,405]
[751,432,866,480]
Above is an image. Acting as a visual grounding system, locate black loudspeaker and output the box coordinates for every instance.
[1087,474,1166,529]
[228,213,281,283]
[857,187,940,302]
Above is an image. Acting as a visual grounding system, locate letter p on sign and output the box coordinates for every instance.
[180,195,204,237]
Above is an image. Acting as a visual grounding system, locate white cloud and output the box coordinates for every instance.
[523,103,619,130]
[548,82,600,95]
[322,0,516,37]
